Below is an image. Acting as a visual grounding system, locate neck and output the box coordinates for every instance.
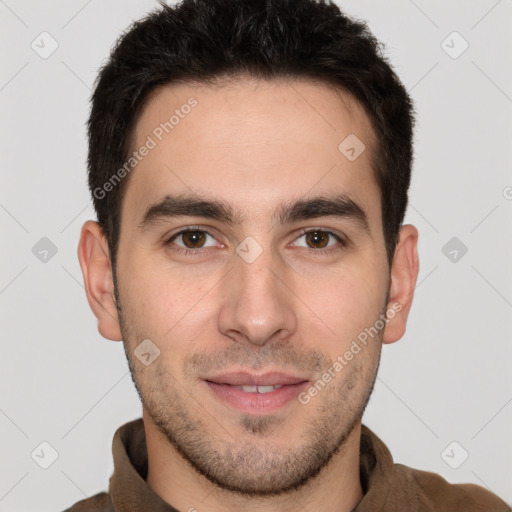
[144,408,364,512]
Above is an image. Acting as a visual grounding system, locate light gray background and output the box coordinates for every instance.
[1,1,511,510]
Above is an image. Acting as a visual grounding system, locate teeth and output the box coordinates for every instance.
[232,384,284,393]
[255,385,275,394]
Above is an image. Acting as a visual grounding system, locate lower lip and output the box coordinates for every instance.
[205,381,309,414]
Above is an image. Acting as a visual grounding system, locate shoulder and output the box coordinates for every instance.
[61,491,113,512]
[395,463,512,512]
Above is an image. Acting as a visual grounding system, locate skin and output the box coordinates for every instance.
[78,76,419,512]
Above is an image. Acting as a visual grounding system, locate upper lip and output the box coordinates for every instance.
[204,371,309,386]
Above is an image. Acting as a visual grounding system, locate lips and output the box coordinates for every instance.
[205,380,310,413]
[203,370,311,413]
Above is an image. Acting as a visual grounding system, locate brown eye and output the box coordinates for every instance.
[305,231,330,249]
[181,230,207,248]
[292,229,345,252]
[167,229,218,252]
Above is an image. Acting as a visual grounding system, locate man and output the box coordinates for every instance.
[67,0,511,510]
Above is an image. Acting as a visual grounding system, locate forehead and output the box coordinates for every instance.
[124,76,381,232]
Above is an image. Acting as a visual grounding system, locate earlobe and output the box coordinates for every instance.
[77,220,123,341]
[382,224,419,345]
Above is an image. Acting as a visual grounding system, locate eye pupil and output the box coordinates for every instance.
[183,230,206,248]
[306,231,329,249]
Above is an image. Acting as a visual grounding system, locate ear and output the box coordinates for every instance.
[77,220,123,341]
[382,224,419,344]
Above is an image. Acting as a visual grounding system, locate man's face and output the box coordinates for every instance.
[114,77,391,495]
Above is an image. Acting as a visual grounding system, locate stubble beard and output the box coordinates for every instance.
[113,271,383,496]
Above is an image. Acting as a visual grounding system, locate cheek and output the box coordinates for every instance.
[120,258,220,349]
[294,263,386,340]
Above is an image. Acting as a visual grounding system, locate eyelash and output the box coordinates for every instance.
[165,226,346,256]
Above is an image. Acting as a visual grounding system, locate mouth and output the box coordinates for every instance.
[203,371,310,414]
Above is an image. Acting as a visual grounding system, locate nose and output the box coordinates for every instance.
[218,247,298,347]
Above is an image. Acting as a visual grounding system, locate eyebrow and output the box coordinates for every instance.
[138,192,370,234]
